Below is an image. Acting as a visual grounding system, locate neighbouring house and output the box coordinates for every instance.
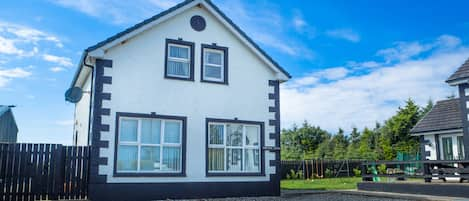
[0,105,18,143]
[411,58,469,161]
[67,0,290,200]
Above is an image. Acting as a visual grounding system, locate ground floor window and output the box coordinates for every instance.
[206,118,263,175]
[457,136,465,160]
[115,113,185,175]
[442,136,454,160]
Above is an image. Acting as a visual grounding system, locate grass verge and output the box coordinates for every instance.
[281,177,361,190]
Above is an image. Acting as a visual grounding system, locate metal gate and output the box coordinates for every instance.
[0,143,89,201]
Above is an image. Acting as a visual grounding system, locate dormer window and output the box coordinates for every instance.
[165,39,194,81]
[201,44,228,84]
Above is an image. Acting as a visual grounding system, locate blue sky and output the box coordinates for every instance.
[1,0,469,144]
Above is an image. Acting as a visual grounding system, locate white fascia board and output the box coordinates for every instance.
[411,128,463,136]
[447,79,469,86]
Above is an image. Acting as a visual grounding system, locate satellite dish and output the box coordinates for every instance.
[65,87,83,103]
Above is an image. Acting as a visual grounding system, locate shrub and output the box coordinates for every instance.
[286,169,304,179]
[377,164,387,174]
[353,168,362,177]
[325,168,333,178]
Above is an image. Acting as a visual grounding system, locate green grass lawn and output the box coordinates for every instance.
[281,177,362,190]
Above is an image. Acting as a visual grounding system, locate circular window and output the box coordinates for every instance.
[190,15,206,31]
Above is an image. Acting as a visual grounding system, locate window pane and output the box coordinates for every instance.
[120,119,138,142]
[164,121,181,143]
[245,126,259,146]
[209,124,224,145]
[169,45,189,59]
[208,148,224,171]
[167,61,189,77]
[140,146,160,171]
[162,147,181,171]
[244,149,260,172]
[141,119,161,144]
[204,65,222,79]
[226,124,242,146]
[226,148,242,171]
[442,137,453,160]
[205,51,222,65]
[117,145,138,171]
[458,136,465,160]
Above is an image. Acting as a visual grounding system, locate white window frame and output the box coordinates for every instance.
[207,122,261,173]
[202,48,225,82]
[117,117,183,173]
[167,43,191,78]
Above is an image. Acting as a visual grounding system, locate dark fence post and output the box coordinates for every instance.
[361,161,371,181]
[423,162,431,183]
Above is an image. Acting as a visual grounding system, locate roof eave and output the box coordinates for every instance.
[446,77,469,86]
[410,128,463,136]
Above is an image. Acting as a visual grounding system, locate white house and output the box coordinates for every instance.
[68,0,290,200]
[411,58,469,161]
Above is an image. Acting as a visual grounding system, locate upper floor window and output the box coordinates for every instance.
[201,44,228,84]
[165,39,194,81]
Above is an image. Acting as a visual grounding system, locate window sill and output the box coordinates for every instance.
[164,75,194,81]
[201,79,228,85]
[114,172,186,177]
[206,172,265,177]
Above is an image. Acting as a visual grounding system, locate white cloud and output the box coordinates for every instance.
[0,67,32,87]
[288,67,349,88]
[0,21,62,57]
[281,35,469,132]
[217,0,314,59]
[49,66,66,72]
[51,0,177,25]
[377,35,462,63]
[326,29,360,43]
[42,54,73,67]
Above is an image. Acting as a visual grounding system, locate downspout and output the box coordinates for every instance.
[82,51,95,146]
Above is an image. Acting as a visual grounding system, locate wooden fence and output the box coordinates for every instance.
[281,159,365,179]
[0,143,89,201]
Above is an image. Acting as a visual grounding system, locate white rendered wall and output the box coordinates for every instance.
[423,135,437,160]
[73,73,92,146]
[96,6,279,183]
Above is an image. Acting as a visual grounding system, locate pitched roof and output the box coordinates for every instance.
[446,58,469,84]
[410,99,462,135]
[70,0,291,87]
[0,106,9,117]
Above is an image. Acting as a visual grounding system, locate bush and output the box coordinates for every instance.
[377,164,387,174]
[353,168,362,177]
[325,168,333,178]
[286,169,304,180]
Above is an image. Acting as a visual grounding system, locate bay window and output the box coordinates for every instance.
[206,118,263,176]
[115,113,186,176]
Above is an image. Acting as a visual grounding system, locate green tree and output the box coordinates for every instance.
[346,127,361,159]
[359,127,379,160]
[332,128,349,159]
[281,121,330,159]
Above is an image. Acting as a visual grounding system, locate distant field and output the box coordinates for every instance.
[281,177,361,190]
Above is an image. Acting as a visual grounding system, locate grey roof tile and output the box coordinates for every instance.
[447,58,469,83]
[411,99,462,134]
